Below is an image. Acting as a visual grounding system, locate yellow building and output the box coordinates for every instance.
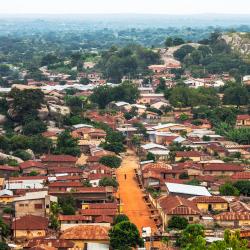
[191,196,229,213]
[60,225,110,249]
[12,215,48,240]
[214,212,250,228]
[0,189,14,204]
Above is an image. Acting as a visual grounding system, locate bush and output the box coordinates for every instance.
[219,183,239,196]
[99,177,119,188]
[114,214,129,225]
[99,155,122,168]
[13,149,32,161]
[168,216,189,230]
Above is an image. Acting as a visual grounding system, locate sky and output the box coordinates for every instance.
[1,0,250,15]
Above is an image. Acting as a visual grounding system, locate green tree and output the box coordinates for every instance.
[109,221,143,250]
[55,130,80,156]
[9,88,44,123]
[168,216,188,230]
[219,182,239,196]
[176,224,204,248]
[114,214,129,225]
[99,155,122,168]
[174,45,195,61]
[223,85,249,107]
[99,177,119,188]
[233,181,250,196]
[209,230,248,250]
[22,120,47,135]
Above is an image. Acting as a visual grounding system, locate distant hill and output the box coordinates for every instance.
[222,32,250,61]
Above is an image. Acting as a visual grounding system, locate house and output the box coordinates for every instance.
[231,172,250,181]
[6,176,47,191]
[24,239,75,250]
[175,151,207,162]
[47,167,83,176]
[152,123,192,134]
[165,182,211,198]
[214,212,250,228]
[148,65,167,73]
[60,225,110,249]
[151,100,170,110]
[0,165,19,178]
[59,215,92,230]
[140,143,169,160]
[12,215,48,240]
[202,163,244,176]
[48,181,83,192]
[0,189,14,204]
[141,162,183,188]
[13,191,57,217]
[108,101,131,112]
[71,127,106,141]
[236,115,250,128]
[137,93,165,105]
[191,196,229,213]
[49,187,114,204]
[41,154,77,168]
[156,195,201,229]
[206,143,228,158]
[42,130,59,145]
[20,160,47,176]
[88,173,112,187]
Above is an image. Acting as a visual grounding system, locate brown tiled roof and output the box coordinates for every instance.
[143,162,172,171]
[89,203,118,210]
[176,151,204,157]
[49,181,82,187]
[10,176,47,181]
[88,173,111,180]
[26,239,75,248]
[60,225,110,240]
[95,215,113,223]
[87,164,111,172]
[237,115,250,120]
[86,156,101,162]
[48,167,83,173]
[214,212,250,221]
[58,215,92,221]
[41,154,77,162]
[0,165,19,171]
[79,209,117,216]
[196,175,217,183]
[42,131,59,137]
[230,201,250,212]
[12,215,48,230]
[56,176,81,181]
[158,195,201,215]
[20,160,45,170]
[191,196,227,204]
[203,163,244,172]
[231,172,250,180]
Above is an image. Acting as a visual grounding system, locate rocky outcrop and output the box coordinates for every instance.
[0,153,23,164]
[0,114,6,125]
[222,33,250,59]
[38,105,49,120]
[48,104,70,119]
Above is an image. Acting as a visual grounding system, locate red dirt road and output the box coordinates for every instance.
[116,151,157,234]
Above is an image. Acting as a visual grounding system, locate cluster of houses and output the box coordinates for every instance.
[0,142,121,249]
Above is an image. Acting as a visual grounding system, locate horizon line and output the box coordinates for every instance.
[1,12,250,16]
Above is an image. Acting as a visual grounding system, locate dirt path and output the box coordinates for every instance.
[116,151,157,234]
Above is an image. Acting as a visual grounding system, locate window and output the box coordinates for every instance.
[19,204,24,207]
[34,204,43,209]
[189,217,193,222]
